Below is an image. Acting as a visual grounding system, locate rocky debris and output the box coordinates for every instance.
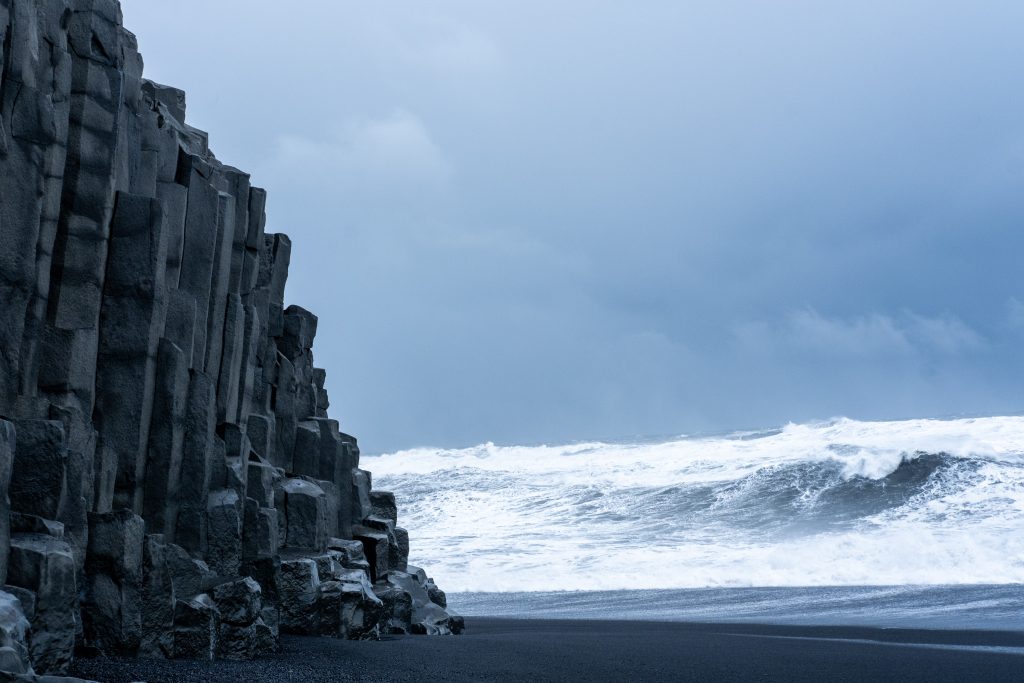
[172,594,219,660]
[6,535,76,675]
[212,578,261,627]
[211,578,267,660]
[426,578,448,609]
[316,577,383,641]
[0,592,32,676]
[0,0,459,675]
[380,567,464,636]
[277,558,319,635]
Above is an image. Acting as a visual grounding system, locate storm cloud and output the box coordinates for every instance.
[123,1,1024,451]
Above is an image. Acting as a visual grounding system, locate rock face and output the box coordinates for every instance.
[0,0,458,675]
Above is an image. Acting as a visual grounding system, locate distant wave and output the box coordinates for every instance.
[451,585,1024,630]
[365,416,1024,592]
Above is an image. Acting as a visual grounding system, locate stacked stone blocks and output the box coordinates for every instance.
[0,0,459,676]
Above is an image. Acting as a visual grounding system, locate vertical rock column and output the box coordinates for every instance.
[82,510,144,655]
[0,0,73,418]
[0,0,465,671]
[44,0,129,416]
[0,422,14,585]
[5,420,77,673]
[174,372,216,556]
[93,193,168,514]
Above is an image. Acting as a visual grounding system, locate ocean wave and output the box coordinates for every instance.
[365,416,1024,592]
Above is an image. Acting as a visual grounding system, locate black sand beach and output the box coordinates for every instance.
[70,618,1024,682]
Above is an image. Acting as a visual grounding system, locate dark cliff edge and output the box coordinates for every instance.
[0,0,459,678]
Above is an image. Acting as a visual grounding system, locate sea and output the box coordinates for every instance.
[364,416,1024,630]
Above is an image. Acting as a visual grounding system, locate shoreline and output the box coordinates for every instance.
[446,584,1024,631]
[70,617,1024,682]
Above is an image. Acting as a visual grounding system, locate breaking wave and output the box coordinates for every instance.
[365,416,1024,592]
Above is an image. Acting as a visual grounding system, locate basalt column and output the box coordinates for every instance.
[0,0,460,676]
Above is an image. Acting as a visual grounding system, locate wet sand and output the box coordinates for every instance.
[70,617,1024,682]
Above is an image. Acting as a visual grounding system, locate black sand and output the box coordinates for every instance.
[70,618,1024,682]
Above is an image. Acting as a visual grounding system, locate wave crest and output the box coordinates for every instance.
[366,416,1024,592]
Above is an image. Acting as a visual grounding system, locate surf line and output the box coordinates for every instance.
[722,632,1024,656]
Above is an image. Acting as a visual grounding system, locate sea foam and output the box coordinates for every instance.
[365,416,1024,592]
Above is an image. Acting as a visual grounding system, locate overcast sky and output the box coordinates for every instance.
[123,1,1024,452]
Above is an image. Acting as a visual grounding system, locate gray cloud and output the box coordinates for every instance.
[735,309,986,358]
[123,1,1024,451]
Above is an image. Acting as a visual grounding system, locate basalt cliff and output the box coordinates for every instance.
[0,0,459,677]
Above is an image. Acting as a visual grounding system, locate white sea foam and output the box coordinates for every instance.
[365,416,1024,592]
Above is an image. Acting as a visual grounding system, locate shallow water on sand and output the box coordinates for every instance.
[449,585,1024,630]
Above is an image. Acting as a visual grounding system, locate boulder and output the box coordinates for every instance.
[172,594,219,660]
[447,609,466,636]
[252,616,277,654]
[0,591,32,675]
[326,538,370,574]
[309,552,345,583]
[386,569,463,636]
[216,621,258,661]
[212,571,276,658]
[372,584,412,635]
[426,578,447,609]
[277,558,318,634]
[165,543,215,601]
[7,535,76,674]
[211,577,261,627]
[315,575,382,640]
[239,557,280,608]
[408,602,460,636]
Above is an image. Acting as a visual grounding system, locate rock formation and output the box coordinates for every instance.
[0,0,461,676]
